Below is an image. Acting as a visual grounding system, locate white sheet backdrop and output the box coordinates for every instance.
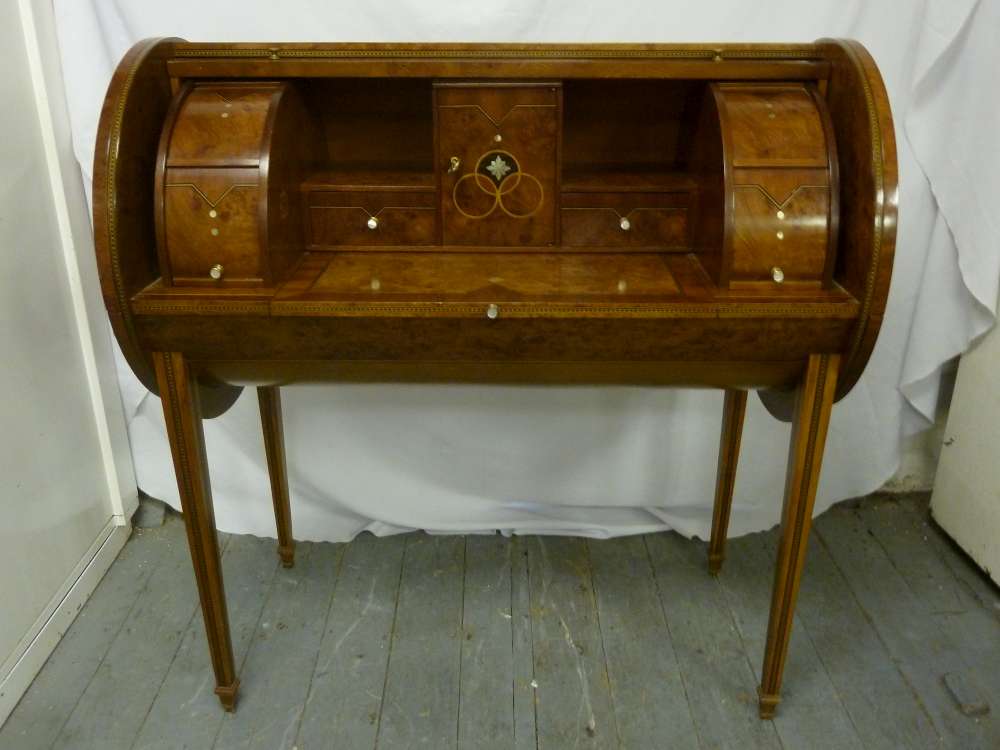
[52,0,999,542]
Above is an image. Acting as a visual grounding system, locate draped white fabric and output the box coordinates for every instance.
[52,0,999,542]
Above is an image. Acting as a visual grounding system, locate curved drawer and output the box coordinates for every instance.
[156,80,316,287]
[163,167,263,284]
[716,84,827,168]
[730,169,829,282]
[166,83,281,167]
[697,81,837,287]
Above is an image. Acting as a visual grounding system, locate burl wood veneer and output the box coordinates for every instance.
[94,39,897,718]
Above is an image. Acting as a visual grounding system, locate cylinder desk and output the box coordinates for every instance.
[93,39,897,718]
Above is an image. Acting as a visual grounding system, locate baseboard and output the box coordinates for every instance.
[0,518,130,726]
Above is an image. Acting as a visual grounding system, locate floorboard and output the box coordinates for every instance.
[817,504,995,749]
[132,534,280,750]
[588,536,699,750]
[295,532,406,750]
[0,526,174,750]
[459,534,516,749]
[213,541,343,750]
[527,536,618,750]
[374,534,465,750]
[51,527,225,750]
[510,537,539,750]
[858,499,999,743]
[645,532,781,750]
[786,521,942,750]
[2,495,997,750]
[717,531,864,750]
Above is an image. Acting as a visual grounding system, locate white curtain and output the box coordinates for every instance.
[52,0,999,542]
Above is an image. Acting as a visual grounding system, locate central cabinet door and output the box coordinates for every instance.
[435,82,560,246]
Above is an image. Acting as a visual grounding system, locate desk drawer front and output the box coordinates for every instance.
[166,83,280,167]
[308,191,437,247]
[716,85,827,168]
[163,167,263,285]
[561,192,689,249]
[730,168,830,282]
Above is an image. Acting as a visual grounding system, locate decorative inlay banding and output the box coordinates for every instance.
[561,206,687,220]
[838,43,887,384]
[437,103,555,128]
[174,47,824,61]
[268,301,859,319]
[165,182,257,208]
[733,184,828,210]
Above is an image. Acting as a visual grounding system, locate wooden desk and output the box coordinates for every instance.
[93,39,897,718]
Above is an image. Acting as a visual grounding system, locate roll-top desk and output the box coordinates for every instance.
[94,39,897,718]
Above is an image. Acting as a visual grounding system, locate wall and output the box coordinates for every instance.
[931,325,1000,583]
[0,0,137,725]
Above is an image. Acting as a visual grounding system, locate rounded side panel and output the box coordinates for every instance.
[93,37,242,418]
[758,38,898,421]
[816,38,898,401]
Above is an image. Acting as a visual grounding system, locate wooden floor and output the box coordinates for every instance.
[3,494,998,749]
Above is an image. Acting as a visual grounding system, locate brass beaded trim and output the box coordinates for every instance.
[267,301,858,319]
[134,300,270,316]
[839,43,887,385]
[133,296,858,320]
[106,40,157,363]
[174,47,823,61]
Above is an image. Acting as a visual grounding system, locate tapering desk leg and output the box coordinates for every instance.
[153,352,240,712]
[708,389,748,575]
[758,353,840,719]
[258,386,295,568]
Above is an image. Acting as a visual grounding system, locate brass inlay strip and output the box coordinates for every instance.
[174,47,823,61]
[839,44,887,382]
[136,300,270,316]
[107,41,153,361]
[561,206,686,220]
[437,103,555,129]
[733,184,828,210]
[165,182,257,207]
[268,301,858,319]
[310,205,436,218]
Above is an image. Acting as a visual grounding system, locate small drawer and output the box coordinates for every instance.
[716,85,827,168]
[166,83,282,167]
[163,167,263,284]
[561,192,689,249]
[308,191,437,247]
[730,168,829,282]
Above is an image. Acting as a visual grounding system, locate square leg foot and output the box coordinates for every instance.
[278,543,295,569]
[215,679,241,712]
[758,688,780,719]
[708,554,724,576]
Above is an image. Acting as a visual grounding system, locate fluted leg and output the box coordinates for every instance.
[758,353,840,719]
[258,386,295,568]
[154,352,239,711]
[708,389,748,574]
